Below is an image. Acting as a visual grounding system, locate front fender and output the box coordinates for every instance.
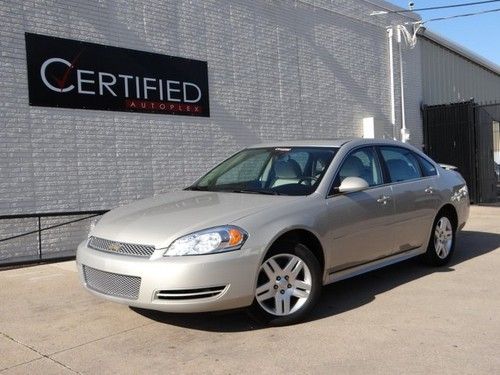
[233,196,328,284]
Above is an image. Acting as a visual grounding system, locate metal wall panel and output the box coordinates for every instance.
[420,36,500,106]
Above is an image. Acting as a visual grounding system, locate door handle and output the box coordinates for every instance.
[377,195,391,204]
[424,186,434,194]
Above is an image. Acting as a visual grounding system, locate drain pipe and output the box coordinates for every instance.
[396,26,407,142]
[387,27,396,140]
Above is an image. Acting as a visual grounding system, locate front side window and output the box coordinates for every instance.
[330,147,383,194]
[380,147,422,182]
[188,147,338,196]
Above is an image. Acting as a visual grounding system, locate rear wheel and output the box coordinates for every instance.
[248,241,321,326]
[424,213,456,266]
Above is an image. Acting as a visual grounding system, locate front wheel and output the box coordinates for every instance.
[423,214,456,266]
[248,242,321,326]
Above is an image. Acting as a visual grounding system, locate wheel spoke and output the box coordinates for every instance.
[283,257,300,274]
[261,263,275,280]
[282,295,291,314]
[274,294,283,314]
[436,242,443,257]
[267,258,282,274]
[441,243,448,257]
[439,219,446,231]
[440,243,446,257]
[290,260,304,279]
[256,283,275,301]
[434,237,440,248]
[257,292,275,302]
[294,280,311,291]
[292,288,309,299]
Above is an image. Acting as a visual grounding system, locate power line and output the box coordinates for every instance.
[422,6,500,23]
[371,0,500,15]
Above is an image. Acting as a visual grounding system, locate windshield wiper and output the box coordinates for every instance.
[229,189,283,196]
[184,186,211,191]
[186,186,285,195]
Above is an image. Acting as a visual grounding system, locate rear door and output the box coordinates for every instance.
[324,146,395,273]
[378,146,440,253]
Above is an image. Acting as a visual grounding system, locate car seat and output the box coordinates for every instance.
[270,159,303,187]
[339,155,364,181]
[386,159,418,181]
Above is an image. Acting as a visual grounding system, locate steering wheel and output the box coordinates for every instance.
[298,177,318,185]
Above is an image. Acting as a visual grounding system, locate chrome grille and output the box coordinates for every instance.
[83,265,141,300]
[88,236,155,257]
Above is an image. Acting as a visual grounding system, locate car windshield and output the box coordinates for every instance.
[186,147,338,196]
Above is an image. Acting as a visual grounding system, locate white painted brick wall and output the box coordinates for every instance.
[0,0,423,263]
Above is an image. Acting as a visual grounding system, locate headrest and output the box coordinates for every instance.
[340,155,364,178]
[274,160,302,179]
[386,159,416,181]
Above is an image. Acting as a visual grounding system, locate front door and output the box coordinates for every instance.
[323,147,395,273]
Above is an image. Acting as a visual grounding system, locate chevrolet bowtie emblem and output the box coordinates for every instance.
[107,242,122,252]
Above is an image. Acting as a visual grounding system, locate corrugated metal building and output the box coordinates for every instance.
[419,30,500,106]
[419,29,500,204]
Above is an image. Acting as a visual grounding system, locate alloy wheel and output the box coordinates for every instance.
[434,217,453,259]
[255,254,312,316]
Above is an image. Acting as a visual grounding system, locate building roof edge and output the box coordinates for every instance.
[419,29,500,76]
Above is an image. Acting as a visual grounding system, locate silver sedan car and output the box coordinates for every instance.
[77,139,469,325]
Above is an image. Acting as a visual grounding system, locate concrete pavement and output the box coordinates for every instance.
[1,205,499,374]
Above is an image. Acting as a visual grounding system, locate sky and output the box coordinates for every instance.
[385,0,500,66]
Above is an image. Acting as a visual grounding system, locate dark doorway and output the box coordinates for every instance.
[423,101,500,203]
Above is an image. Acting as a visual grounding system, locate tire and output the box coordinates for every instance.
[423,212,456,266]
[247,241,322,326]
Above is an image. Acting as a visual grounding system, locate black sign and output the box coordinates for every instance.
[25,33,210,117]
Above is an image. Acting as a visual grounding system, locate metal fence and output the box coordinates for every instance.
[423,101,500,203]
[0,210,108,267]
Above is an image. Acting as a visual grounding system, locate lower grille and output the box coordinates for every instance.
[155,286,227,300]
[83,265,141,300]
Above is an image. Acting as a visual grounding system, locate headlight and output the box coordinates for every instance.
[164,226,248,256]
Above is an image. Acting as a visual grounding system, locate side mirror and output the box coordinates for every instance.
[338,177,369,193]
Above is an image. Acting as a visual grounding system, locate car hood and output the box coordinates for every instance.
[91,190,301,248]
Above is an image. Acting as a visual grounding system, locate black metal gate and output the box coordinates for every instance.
[423,101,500,203]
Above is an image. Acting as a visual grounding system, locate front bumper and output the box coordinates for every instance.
[76,240,260,313]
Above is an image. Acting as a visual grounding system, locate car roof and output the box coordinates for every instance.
[247,138,355,148]
[247,138,416,149]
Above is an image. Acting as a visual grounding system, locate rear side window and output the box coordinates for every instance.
[416,154,437,176]
[380,147,422,182]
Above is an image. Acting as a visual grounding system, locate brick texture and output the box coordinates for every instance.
[0,0,423,263]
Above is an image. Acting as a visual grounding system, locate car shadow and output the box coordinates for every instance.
[131,230,500,332]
